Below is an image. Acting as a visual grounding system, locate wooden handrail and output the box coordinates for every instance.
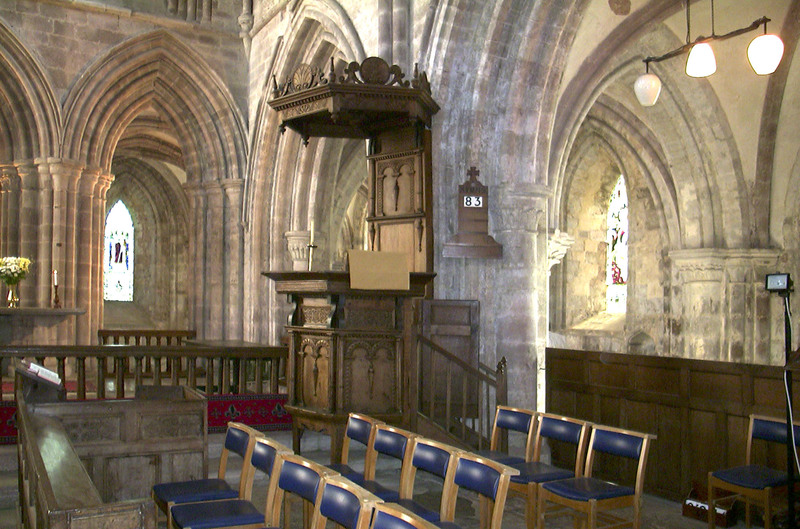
[415,334,507,450]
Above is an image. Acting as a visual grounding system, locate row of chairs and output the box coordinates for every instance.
[329,413,520,528]
[472,405,656,529]
[151,420,518,529]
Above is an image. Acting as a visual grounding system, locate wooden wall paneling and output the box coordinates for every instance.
[546,348,797,500]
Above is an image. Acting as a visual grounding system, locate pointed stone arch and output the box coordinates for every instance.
[57,30,247,340]
[62,30,246,182]
[244,4,366,342]
[0,21,60,161]
[549,11,752,251]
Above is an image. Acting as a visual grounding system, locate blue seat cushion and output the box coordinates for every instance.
[326,463,363,482]
[170,499,264,529]
[712,465,788,490]
[541,477,634,502]
[473,449,524,466]
[394,499,440,522]
[360,480,400,502]
[509,462,573,484]
[152,479,237,511]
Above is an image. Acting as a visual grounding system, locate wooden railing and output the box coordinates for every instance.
[0,344,287,401]
[415,334,507,450]
[98,328,197,345]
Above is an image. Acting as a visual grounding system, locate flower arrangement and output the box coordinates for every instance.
[0,256,32,285]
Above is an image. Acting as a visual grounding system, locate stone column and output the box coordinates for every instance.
[223,179,245,340]
[204,181,224,339]
[493,187,549,411]
[16,161,38,307]
[75,168,100,344]
[185,183,206,337]
[92,173,114,337]
[378,0,393,63]
[0,165,21,257]
[59,161,84,311]
[35,160,54,308]
[393,0,410,72]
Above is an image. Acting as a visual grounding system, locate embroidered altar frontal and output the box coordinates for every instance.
[0,394,291,444]
[207,393,291,433]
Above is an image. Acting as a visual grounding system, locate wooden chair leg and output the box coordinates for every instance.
[536,492,547,529]
[525,484,536,529]
[708,481,716,529]
[745,498,751,529]
[764,493,771,529]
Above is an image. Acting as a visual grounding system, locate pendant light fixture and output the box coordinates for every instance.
[634,0,784,106]
[748,28,784,75]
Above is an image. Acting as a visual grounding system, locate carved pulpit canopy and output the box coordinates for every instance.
[268,57,440,143]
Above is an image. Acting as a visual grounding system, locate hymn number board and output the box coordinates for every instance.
[443,166,502,258]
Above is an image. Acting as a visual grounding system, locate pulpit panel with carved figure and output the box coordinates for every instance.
[297,334,333,410]
[377,158,418,216]
[367,128,433,277]
[340,335,400,414]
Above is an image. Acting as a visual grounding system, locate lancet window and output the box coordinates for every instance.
[103,201,134,301]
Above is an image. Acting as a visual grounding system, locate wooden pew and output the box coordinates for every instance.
[17,395,156,529]
[16,382,205,529]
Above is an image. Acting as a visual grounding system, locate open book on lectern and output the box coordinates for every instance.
[19,359,62,385]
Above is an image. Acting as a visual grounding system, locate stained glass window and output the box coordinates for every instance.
[103,201,134,301]
[606,175,628,313]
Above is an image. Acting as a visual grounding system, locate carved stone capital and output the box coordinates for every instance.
[548,229,575,269]
[285,230,311,271]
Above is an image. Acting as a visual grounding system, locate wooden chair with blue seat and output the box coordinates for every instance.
[327,412,384,484]
[272,454,341,529]
[359,424,418,502]
[707,414,800,529]
[535,424,655,529]
[394,437,461,523]
[507,412,591,529]
[152,422,265,523]
[310,475,383,529]
[370,502,441,529]
[167,442,321,529]
[475,405,537,465]
[437,450,520,529]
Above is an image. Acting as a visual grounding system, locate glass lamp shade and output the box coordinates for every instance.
[685,42,716,77]
[748,34,784,75]
[634,73,662,106]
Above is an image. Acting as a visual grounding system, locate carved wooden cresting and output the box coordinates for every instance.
[269,57,438,276]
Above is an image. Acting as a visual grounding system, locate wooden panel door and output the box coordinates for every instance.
[419,300,480,419]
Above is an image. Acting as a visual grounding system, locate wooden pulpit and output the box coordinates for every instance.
[265,271,433,460]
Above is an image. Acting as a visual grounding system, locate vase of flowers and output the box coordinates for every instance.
[0,256,31,308]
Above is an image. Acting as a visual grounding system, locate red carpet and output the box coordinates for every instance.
[0,393,291,444]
